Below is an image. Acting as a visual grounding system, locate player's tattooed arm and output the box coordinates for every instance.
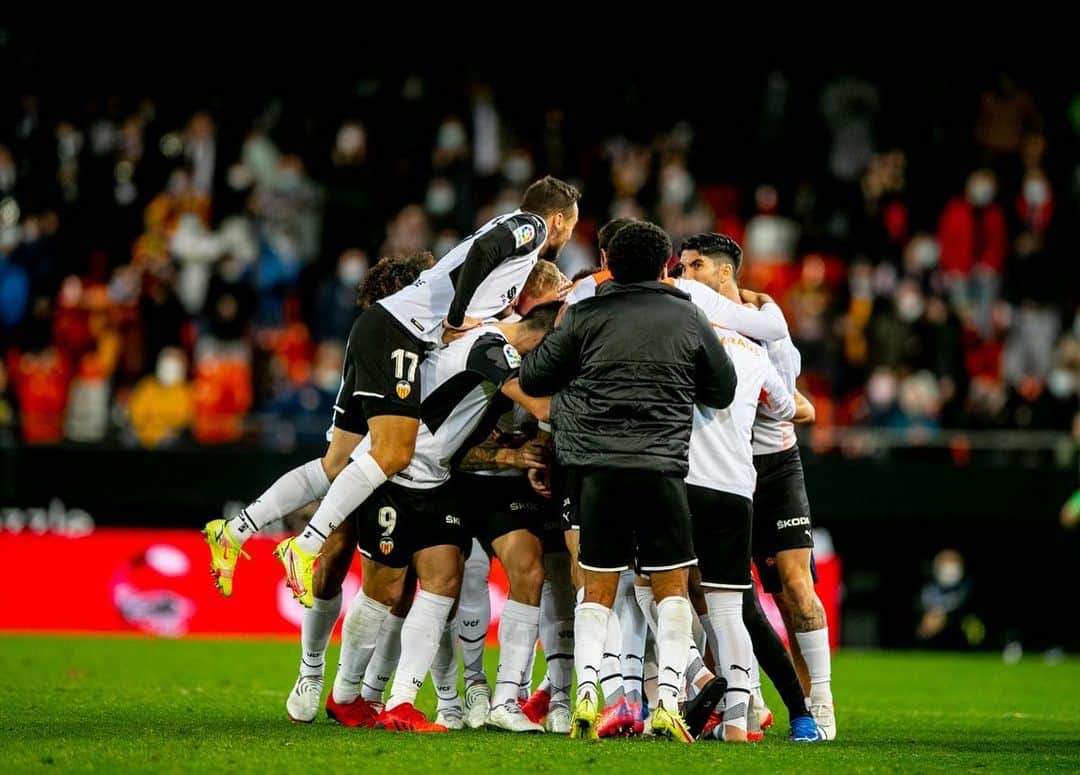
[458,437,548,472]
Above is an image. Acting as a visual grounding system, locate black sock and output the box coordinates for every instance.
[742,587,808,721]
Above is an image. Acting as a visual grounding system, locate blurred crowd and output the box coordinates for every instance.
[0,72,1077,450]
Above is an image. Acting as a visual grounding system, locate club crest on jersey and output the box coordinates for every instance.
[395,380,411,400]
[503,344,522,369]
[512,223,535,248]
[379,537,395,555]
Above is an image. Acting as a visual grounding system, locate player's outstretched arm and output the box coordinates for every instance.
[500,378,551,423]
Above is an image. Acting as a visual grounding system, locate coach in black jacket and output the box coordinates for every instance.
[519,221,736,735]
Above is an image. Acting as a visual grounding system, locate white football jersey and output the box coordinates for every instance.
[352,325,520,488]
[567,272,790,345]
[752,335,802,455]
[378,210,547,345]
[687,327,795,499]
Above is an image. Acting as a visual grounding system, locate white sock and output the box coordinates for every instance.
[699,612,719,665]
[691,611,707,656]
[705,590,753,730]
[430,620,461,711]
[296,454,386,554]
[795,629,833,705]
[387,590,455,710]
[600,606,624,705]
[231,459,331,545]
[360,613,404,703]
[493,600,540,706]
[573,602,610,705]
[521,648,537,699]
[634,584,658,635]
[333,590,391,703]
[643,632,658,708]
[459,542,491,688]
[685,639,712,701]
[539,554,574,705]
[655,596,693,711]
[750,658,765,709]
[615,572,646,704]
[299,592,342,679]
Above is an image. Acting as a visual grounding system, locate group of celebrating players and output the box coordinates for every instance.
[202,175,837,744]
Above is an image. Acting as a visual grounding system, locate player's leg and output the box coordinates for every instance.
[278,308,424,605]
[286,519,356,723]
[430,554,465,730]
[378,482,467,732]
[688,486,754,743]
[488,526,546,732]
[775,547,835,739]
[458,539,492,728]
[636,473,697,744]
[204,427,361,596]
[328,557,408,726]
[359,568,416,713]
[379,544,462,732]
[534,551,574,732]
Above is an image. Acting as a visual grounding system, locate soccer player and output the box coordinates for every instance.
[275,177,580,607]
[203,252,436,597]
[327,303,560,732]
[678,232,827,742]
[519,221,736,743]
[751,329,837,739]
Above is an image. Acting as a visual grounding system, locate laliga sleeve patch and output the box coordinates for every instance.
[512,223,536,248]
[503,343,522,369]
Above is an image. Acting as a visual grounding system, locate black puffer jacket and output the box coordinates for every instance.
[519,280,736,475]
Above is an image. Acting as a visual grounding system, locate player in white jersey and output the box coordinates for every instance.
[678,232,826,743]
[273,177,580,608]
[751,334,837,740]
[325,302,560,733]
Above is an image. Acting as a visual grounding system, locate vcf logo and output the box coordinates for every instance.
[380,538,395,555]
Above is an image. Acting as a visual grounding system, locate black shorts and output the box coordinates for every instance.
[687,485,753,590]
[335,304,426,430]
[353,481,469,569]
[551,464,581,531]
[456,473,566,555]
[752,445,817,593]
[577,468,696,574]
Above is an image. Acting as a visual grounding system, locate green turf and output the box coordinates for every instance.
[1,636,1078,773]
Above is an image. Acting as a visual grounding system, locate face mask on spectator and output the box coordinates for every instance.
[967,177,995,207]
[1022,177,1050,207]
[1047,368,1075,399]
[156,355,186,387]
[934,561,964,587]
[315,367,340,393]
[338,255,367,287]
[425,181,456,216]
[436,120,467,152]
[660,168,694,207]
[897,289,924,322]
[502,153,534,186]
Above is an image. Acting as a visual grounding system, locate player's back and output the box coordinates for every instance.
[688,328,789,499]
[378,211,546,344]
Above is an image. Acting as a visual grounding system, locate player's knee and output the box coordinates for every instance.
[372,442,414,476]
[321,451,351,480]
[420,570,462,600]
[507,558,545,604]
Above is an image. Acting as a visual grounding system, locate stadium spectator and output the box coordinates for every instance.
[128,347,193,448]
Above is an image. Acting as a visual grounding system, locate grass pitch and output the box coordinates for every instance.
[1,635,1078,773]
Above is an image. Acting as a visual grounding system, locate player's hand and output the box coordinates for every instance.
[528,465,552,499]
[510,437,548,470]
[739,289,775,307]
[442,317,481,343]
